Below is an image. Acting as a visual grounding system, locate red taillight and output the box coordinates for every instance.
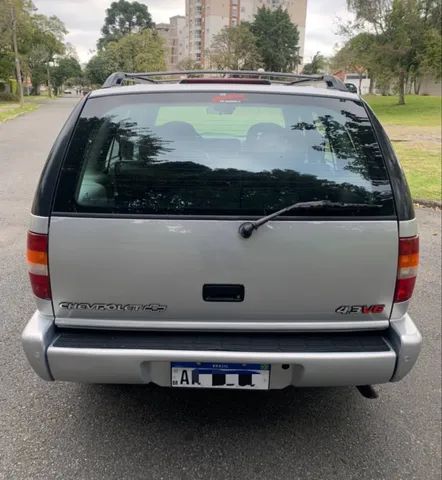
[27,232,51,300]
[394,236,419,303]
[28,273,51,299]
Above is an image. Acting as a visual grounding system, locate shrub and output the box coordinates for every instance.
[0,92,19,102]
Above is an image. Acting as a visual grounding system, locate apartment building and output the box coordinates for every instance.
[186,0,307,66]
[157,15,187,70]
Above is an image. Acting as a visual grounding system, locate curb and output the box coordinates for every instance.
[414,199,441,209]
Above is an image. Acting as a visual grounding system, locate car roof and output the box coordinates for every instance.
[89,82,359,101]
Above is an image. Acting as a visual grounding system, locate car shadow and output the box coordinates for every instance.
[77,383,363,428]
[46,383,395,478]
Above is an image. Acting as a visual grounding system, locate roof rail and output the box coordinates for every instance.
[102,70,349,92]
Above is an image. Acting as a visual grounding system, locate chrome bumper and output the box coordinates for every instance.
[22,311,421,387]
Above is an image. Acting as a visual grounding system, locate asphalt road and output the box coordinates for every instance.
[0,98,441,480]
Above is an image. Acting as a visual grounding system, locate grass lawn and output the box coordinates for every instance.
[393,144,441,201]
[365,95,441,202]
[0,95,55,123]
[365,94,441,127]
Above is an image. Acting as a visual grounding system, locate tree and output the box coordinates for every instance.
[177,57,200,70]
[419,29,442,80]
[27,45,50,94]
[86,30,165,86]
[346,0,391,34]
[30,14,67,97]
[85,51,116,86]
[331,33,378,94]
[64,42,80,61]
[0,2,73,98]
[98,0,153,49]
[302,52,326,74]
[51,56,82,94]
[0,0,34,103]
[345,0,442,104]
[208,24,262,70]
[110,30,165,72]
[251,7,300,72]
[10,1,24,104]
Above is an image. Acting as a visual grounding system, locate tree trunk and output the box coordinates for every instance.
[31,83,40,96]
[369,74,374,94]
[46,63,52,98]
[398,71,406,105]
[358,72,363,95]
[11,4,24,106]
[414,78,422,95]
[407,76,413,94]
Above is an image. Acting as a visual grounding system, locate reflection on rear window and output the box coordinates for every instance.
[54,92,395,216]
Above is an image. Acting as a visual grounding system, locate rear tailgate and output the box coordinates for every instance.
[48,88,398,330]
[49,217,398,328]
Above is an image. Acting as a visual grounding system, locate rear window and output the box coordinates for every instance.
[53,92,395,217]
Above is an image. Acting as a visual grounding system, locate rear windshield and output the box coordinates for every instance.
[54,92,395,217]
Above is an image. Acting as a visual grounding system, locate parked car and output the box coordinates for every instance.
[63,89,72,95]
[345,82,358,94]
[23,71,421,393]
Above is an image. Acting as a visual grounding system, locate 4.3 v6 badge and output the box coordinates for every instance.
[336,304,386,315]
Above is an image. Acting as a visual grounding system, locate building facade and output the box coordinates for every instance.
[157,15,187,70]
[185,0,307,67]
[170,16,188,69]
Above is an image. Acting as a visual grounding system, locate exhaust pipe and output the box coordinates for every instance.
[357,385,379,399]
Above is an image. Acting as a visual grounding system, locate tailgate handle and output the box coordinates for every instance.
[203,284,244,302]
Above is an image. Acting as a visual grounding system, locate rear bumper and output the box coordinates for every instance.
[22,312,421,387]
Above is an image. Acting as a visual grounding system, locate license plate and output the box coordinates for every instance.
[171,362,270,390]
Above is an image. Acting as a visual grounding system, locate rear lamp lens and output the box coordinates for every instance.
[27,232,51,300]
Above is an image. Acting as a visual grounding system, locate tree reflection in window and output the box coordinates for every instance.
[56,96,395,217]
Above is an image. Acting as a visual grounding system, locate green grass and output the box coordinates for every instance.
[365,95,441,202]
[365,94,442,127]
[0,95,56,123]
[392,143,441,202]
[0,102,39,123]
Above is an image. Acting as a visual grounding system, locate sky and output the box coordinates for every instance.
[33,0,353,64]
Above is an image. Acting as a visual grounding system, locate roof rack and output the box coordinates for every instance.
[102,70,349,92]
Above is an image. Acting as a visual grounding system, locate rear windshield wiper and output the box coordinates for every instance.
[238,200,383,239]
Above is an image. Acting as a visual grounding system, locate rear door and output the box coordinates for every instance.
[49,90,398,329]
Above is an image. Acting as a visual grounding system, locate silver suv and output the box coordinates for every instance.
[23,71,421,393]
